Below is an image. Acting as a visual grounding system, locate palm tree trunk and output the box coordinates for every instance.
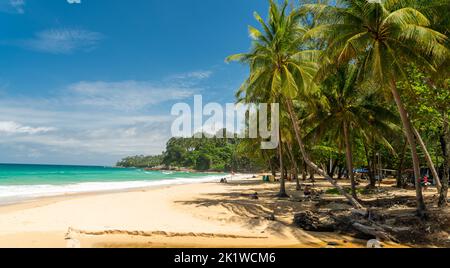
[390,80,427,217]
[285,98,364,209]
[338,165,344,180]
[438,112,449,207]
[343,121,357,199]
[309,168,315,182]
[330,160,338,179]
[287,142,301,190]
[302,161,307,181]
[277,139,289,198]
[413,127,442,192]
[363,139,376,187]
[270,158,277,177]
[396,140,408,188]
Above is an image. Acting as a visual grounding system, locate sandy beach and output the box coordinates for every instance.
[4,172,449,249]
[0,175,377,248]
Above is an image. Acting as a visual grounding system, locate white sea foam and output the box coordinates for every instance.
[0,174,250,205]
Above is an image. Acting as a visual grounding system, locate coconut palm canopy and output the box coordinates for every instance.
[227,0,449,216]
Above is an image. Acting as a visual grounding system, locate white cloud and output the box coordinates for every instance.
[21,28,104,54]
[10,0,24,13]
[0,121,55,135]
[0,0,25,14]
[0,71,213,164]
[67,80,195,111]
[0,104,174,161]
[165,70,213,89]
[0,115,173,158]
[67,0,81,4]
[171,71,212,80]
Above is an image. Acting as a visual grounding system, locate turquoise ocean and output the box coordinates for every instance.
[0,164,227,204]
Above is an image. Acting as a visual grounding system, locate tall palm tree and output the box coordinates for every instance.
[302,0,448,216]
[277,131,289,197]
[227,0,364,208]
[280,109,303,192]
[307,63,399,197]
[417,0,450,207]
[285,132,302,191]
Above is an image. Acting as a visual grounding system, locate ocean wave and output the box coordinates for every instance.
[0,174,246,205]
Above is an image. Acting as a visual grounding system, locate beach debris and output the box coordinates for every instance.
[352,223,397,242]
[367,239,382,248]
[303,186,312,196]
[302,186,323,201]
[250,192,259,200]
[220,178,228,184]
[293,211,336,232]
[65,227,81,248]
[266,214,276,221]
[351,209,369,218]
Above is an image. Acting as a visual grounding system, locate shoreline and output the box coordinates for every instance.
[0,175,359,248]
[0,173,251,211]
[0,172,241,207]
[0,175,416,248]
[0,181,208,211]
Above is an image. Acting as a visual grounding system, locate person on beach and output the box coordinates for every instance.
[422,175,431,190]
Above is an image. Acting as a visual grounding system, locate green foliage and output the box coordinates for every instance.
[227,0,320,105]
[116,155,163,168]
[399,64,450,166]
[118,130,266,172]
[161,132,265,172]
[400,65,450,124]
[120,0,449,186]
[228,0,448,178]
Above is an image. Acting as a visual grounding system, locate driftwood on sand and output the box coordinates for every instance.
[352,222,398,242]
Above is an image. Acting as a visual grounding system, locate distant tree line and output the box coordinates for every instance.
[116,155,164,168]
[116,130,266,172]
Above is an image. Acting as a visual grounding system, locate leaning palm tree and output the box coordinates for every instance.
[280,109,303,192]
[307,64,399,197]
[227,0,364,208]
[302,0,448,217]
[417,0,450,207]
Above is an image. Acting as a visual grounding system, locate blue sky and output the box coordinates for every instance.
[0,0,267,165]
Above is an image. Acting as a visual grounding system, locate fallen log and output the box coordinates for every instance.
[351,209,368,217]
[378,224,411,233]
[352,222,398,242]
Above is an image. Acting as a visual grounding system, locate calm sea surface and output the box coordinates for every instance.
[0,164,226,204]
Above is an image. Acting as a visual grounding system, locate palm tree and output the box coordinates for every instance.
[417,0,450,207]
[277,132,289,197]
[303,0,448,217]
[307,63,399,198]
[227,0,364,208]
[280,109,303,192]
[285,134,302,191]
